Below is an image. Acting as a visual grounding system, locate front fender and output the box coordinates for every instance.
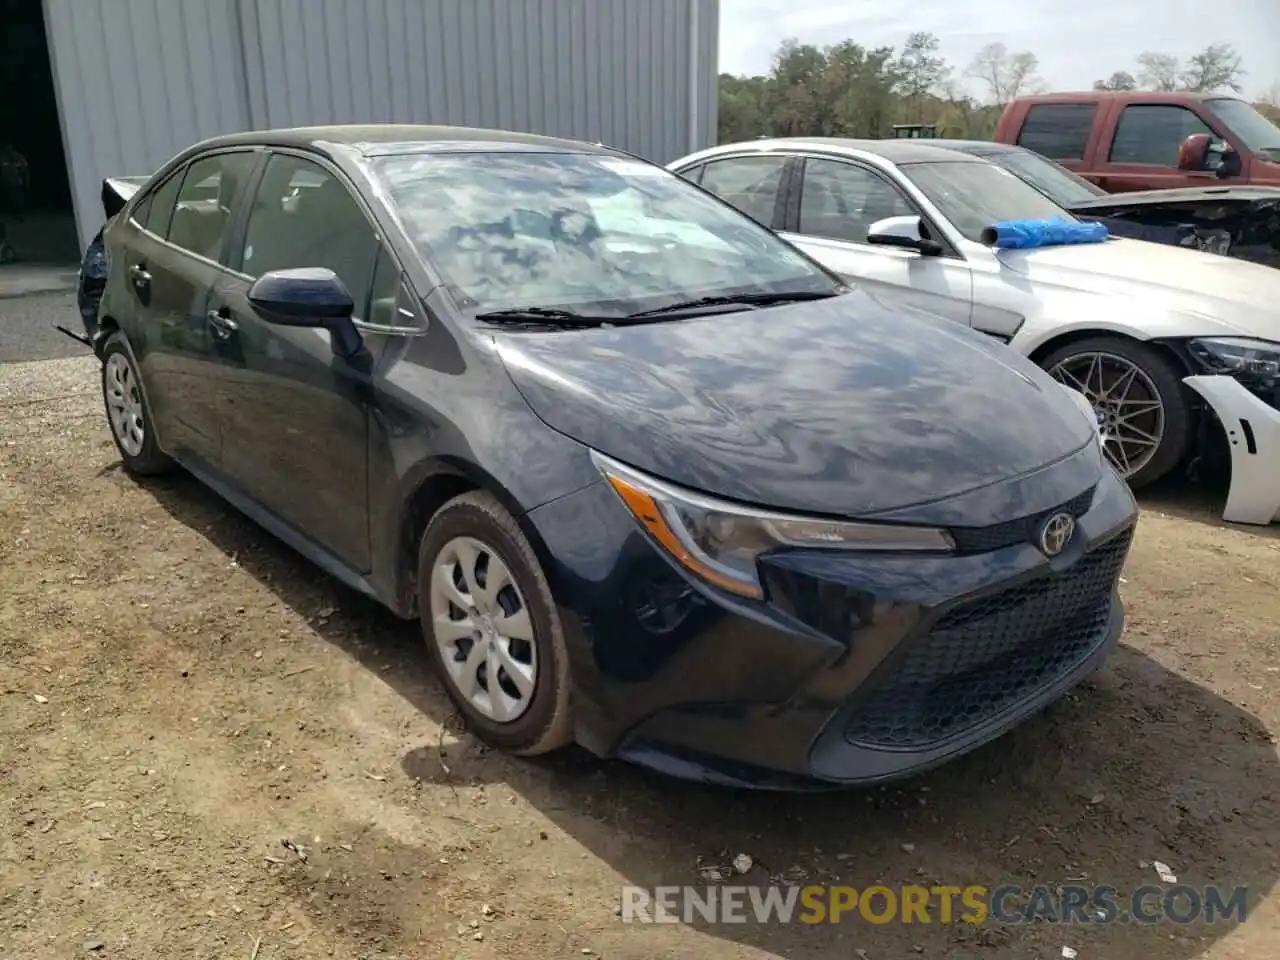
[1009,290,1243,357]
[1183,375,1280,526]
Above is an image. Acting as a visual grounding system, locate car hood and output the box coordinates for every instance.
[1067,185,1280,210]
[996,238,1280,340]
[494,291,1096,518]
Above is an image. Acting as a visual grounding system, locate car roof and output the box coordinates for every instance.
[1009,91,1238,106]
[927,139,1023,155]
[185,123,617,159]
[684,137,987,166]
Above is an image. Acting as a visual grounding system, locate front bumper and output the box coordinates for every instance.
[1184,374,1280,526]
[529,445,1137,788]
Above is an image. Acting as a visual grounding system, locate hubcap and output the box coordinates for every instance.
[1048,352,1165,479]
[428,536,536,723]
[104,353,145,457]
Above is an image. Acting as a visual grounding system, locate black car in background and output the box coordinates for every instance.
[78,124,1136,788]
[937,139,1280,269]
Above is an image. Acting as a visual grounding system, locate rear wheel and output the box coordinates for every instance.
[417,491,573,756]
[1040,336,1192,488]
[101,332,172,476]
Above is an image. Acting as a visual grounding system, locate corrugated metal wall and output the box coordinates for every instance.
[43,0,719,250]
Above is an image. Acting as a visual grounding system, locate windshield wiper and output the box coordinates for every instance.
[475,307,612,328]
[623,289,841,319]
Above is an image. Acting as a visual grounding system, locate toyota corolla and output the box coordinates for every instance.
[77,124,1137,788]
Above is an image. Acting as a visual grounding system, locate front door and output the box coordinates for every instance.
[780,157,974,325]
[208,151,389,572]
[1097,103,1241,193]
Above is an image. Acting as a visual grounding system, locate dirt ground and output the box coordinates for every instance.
[2,355,1280,960]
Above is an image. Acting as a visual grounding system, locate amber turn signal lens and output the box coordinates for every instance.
[603,472,764,599]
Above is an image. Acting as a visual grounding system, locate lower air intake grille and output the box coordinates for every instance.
[844,529,1131,749]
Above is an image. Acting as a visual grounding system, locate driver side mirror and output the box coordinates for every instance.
[247,267,363,358]
[866,215,943,256]
[1177,134,1212,172]
[1215,142,1242,179]
[1177,133,1240,178]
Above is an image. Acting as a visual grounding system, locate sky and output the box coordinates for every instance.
[717,0,1280,101]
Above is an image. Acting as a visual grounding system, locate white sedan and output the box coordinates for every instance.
[668,139,1280,524]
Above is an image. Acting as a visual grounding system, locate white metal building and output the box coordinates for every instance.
[26,0,719,252]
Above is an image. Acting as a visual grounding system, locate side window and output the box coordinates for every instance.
[241,154,378,319]
[1109,106,1213,165]
[131,194,153,228]
[699,155,787,225]
[167,152,256,261]
[142,170,183,238]
[1016,103,1098,161]
[366,246,405,327]
[676,163,705,185]
[798,158,914,244]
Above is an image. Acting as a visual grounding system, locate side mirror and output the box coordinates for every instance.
[1216,144,1242,179]
[866,215,943,256]
[247,267,362,358]
[1176,133,1212,172]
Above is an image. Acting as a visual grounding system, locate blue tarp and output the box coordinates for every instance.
[980,218,1110,249]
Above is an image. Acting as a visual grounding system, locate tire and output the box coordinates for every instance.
[417,490,573,756]
[1039,335,1192,489]
[100,332,172,476]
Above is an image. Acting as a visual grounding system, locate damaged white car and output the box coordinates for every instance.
[669,139,1280,525]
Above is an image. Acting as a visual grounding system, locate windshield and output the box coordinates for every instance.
[370,151,838,316]
[903,160,1076,243]
[984,151,1106,206]
[1204,99,1280,157]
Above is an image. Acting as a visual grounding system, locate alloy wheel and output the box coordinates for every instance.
[1048,351,1165,480]
[104,352,146,457]
[428,536,537,723]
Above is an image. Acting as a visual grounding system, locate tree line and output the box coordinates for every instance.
[717,34,1278,143]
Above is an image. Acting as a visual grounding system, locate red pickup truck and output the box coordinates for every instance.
[993,91,1280,192]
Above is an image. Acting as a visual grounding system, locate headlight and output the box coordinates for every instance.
[593,452,955,600]
[1188,337,1280,406]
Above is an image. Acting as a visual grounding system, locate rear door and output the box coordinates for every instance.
[207,150,396,572]
[1095,103,1241,192]
[112,149,258,469]
[777,155,974,325]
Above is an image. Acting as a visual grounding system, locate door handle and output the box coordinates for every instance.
[206,309,239,339]
[128,264,151,286]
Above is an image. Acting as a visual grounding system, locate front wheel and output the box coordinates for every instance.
[1040,336,1192,488]
[417,490,573,756]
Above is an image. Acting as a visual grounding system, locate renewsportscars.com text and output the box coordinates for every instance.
[620,884,1249,926]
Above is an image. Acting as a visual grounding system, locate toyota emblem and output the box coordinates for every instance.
[1038,512,1076,557]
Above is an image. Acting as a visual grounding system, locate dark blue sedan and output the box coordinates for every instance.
[79,124,1137,788]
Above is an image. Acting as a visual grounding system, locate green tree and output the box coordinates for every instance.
[894,32,951,122]
[713,34,1055,144]
[1093,71,1137,91]
[1178,42,1245,93]
[821,39,900,137]
[764,39,833,136]
[717,73,768,142]
[966,43,1045,106]
[1136,52,1179,91]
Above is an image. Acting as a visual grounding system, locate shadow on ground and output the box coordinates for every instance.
[143,469,1280,959]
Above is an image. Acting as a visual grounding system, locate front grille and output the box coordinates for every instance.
[949,486,1096,554]
[844,528,1131,749]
